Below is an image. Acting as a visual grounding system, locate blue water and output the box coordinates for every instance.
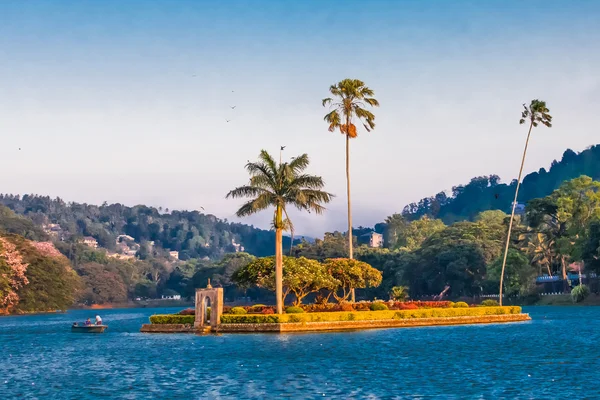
[0,307,598,399]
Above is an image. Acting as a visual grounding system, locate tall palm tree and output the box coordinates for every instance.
[499,100,552,305]
[322,79,379,301]
[226,150,333,313]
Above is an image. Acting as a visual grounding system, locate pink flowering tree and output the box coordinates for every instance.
[0,237,30,313]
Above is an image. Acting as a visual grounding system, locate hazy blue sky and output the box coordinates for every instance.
[1,0,599,236]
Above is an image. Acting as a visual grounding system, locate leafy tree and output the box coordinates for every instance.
[227,150,332,313]
[322,79,379,296]
[0,235,81,313]
[77,262,128,304]
[488,248,536,297]
[580,221,600,274]
[292,231,351,261]
[323,258,382,303]
[526,176,600,287]
[0,206,48,241]
[499,99,553,305]
[232,256,339,305]
[0,236,29,313]
[398,216,446,251]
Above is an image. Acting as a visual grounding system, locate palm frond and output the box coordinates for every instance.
[226,185,264,199]
[288,154,310,174]
[258,150,278,176]
[234,193,276,217]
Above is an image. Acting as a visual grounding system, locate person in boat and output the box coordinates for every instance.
[95,315,102,325]
[85,318,92,325]
[72,322,78,327]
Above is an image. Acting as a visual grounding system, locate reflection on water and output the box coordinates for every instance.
[1,306,599,399]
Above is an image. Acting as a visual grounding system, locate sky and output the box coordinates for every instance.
[1,0,599,236]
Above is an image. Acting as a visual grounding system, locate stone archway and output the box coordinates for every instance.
[194,285,223,329]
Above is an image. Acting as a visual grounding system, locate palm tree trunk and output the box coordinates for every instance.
[499,120,534,306]
[345,132,355,302]
[561,255,569,292]
[275,207,284,314]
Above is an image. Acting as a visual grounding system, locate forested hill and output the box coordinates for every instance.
[0,196,289,259]
[401,145,600,224]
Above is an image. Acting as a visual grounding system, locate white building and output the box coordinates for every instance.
[161,294,181,300]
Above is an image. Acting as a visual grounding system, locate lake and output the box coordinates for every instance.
[1,306,598,399]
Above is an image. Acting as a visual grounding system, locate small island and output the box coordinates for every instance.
[141,285,530,334]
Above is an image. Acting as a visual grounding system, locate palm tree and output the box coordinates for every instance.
[520,231,555,276]
[226,150,333,313]
[322,79,379,301]
[499,100,552,305]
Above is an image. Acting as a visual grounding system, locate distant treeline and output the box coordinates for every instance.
[0,196,293,259]
[401,145,600,223]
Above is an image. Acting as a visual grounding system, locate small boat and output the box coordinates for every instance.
[71,324,108,333]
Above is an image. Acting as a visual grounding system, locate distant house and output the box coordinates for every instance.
[359,232,383,248]
[231,239,244,253]
[169,250,179,260]
[161,294,181,300]
[43,223,65,240]
[81,236,98,248]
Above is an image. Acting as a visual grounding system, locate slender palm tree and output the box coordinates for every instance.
[226,150,333,313]
[322,79,379,301]
[499,100,552,305]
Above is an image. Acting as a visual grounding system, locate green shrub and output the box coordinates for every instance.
[370,302,389,311]
[149,314,195,324]
[229,307,247,315]
[453,301,469,308]
[285,306,304,314]
[480,299,499,307]
[221,314,280,324]
[389,286,409,301]
[571,285,590,303]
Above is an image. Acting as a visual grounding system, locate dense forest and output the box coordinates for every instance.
[401,145,600,223]
[0,196,293,259]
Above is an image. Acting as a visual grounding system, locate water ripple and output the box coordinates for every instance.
[1,306,599,399]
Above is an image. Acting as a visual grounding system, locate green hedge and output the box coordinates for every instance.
[370,302,388,311]
[285,306,304,314]
[453,301,469,308]
[221,314,280,324]
[150,314,195,324]
[220,306,522,324]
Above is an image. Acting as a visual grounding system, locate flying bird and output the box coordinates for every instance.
[230,106,236,109]
[280,146,286,150]
[226,119,231,123]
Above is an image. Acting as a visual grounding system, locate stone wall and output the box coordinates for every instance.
[140,324,196,333]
